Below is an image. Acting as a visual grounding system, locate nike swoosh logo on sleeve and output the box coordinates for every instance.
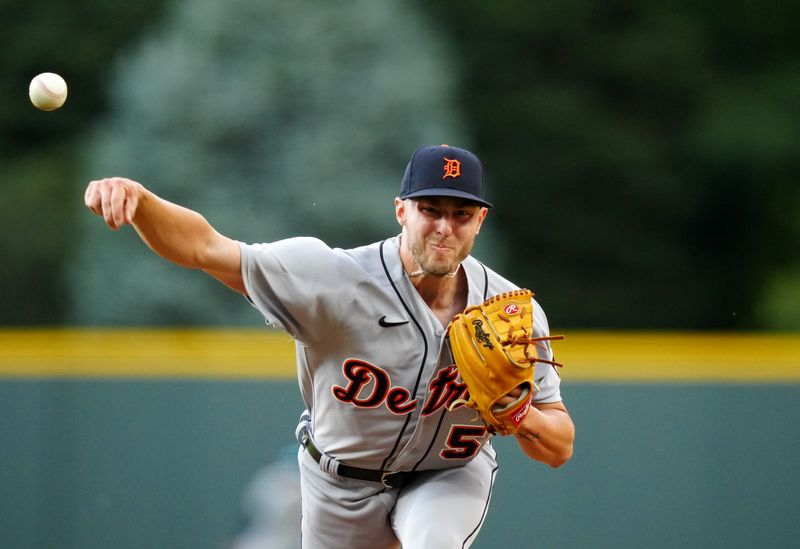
[378,315,410,327]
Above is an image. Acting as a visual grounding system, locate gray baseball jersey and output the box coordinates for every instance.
[240,235,561,472]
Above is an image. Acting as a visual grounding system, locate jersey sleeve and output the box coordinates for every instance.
[239,237,351,345]
[530,298,563,404]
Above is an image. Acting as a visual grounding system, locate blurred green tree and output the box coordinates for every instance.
[5,0,799,330]
[0,0,169,325]
[420,0,800,330]
[66,0,482,325]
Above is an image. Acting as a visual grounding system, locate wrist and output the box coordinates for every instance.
[514,406,541,440]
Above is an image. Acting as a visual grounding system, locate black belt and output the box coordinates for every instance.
[300,431,416,489]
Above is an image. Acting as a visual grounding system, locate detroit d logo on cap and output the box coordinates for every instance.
[442,157,461,179]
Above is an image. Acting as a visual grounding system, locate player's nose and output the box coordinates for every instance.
[435,216,454,236]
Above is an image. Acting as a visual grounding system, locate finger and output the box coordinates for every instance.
[110,183,128,227]
[123,186,139,224]
[100,184,117,229]
[85,180,102,214]
[84,181,94,207]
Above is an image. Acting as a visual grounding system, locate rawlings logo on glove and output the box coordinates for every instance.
[446,289,564,436]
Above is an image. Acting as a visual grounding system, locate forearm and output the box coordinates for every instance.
[86,177,245,292]
[514,404,575,467]
[131,186,224,270]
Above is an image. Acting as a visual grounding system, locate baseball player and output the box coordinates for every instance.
[84,144,575,548]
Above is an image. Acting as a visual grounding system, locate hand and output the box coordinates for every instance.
[84,177,143,230]
[494,386,524,408]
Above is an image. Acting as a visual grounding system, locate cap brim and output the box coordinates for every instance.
[400,188,493,208]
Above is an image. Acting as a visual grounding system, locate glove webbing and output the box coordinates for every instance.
[503,334,565,368]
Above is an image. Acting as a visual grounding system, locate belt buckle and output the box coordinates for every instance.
[381,471,397,489]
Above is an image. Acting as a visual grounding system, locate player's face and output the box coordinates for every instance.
[397,197,488,277]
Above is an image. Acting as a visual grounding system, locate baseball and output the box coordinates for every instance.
[29,72,68,111]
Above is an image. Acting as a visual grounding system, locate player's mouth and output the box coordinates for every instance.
[429,241,454,253]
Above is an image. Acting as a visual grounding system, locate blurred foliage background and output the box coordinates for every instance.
[2,0,799,330]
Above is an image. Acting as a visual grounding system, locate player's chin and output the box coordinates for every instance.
[426,261,460,277]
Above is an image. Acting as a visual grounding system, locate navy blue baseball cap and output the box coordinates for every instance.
[399,144,493,208]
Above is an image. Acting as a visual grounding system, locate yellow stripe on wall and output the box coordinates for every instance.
[0,329,799,382]
[0,329,296,379]
[556,331,800,383]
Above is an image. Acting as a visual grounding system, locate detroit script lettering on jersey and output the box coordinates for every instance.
[332,360,469,416]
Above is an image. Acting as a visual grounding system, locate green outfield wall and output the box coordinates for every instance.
[1,330,799,549]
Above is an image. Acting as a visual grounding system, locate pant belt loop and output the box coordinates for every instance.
[318,452,342,480]
[299,426,343,480]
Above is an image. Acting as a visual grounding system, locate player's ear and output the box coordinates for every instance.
[475,207,488,235]
[394,197,407,227]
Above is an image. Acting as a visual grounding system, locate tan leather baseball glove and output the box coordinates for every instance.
[447,289,564,435]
